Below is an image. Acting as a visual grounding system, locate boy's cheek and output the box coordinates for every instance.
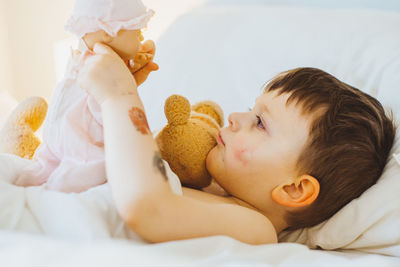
[233,148,252,165]
[230,138,255,165]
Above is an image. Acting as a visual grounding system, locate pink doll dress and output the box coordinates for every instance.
[15,0,154,193]
[16,51,106,193]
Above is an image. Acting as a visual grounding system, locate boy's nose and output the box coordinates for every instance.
[228,113,241,132]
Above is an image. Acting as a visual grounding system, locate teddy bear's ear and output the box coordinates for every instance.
[164,95,191,125]
[192,101,224,127]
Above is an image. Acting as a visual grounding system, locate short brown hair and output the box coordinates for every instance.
[264,67,397,231]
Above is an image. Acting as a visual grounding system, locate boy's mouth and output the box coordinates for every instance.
[217,131,225,146]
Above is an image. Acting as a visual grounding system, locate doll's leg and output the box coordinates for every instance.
[45,158,106,193]
[14,144,59,187]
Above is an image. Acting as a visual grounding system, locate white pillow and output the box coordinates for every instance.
[278,132,400,256]
[142,5,400,130]
[207,0,400,12]
[141,4,400,256]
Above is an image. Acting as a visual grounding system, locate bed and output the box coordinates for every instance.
[1,0,400,266]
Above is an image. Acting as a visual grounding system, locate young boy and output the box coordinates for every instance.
[78,43,396,244]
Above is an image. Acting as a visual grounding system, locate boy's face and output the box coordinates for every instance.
[206,90,312,210]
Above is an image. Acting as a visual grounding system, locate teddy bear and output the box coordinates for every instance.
[155,94,224,189]
[0,97,48,159]
[0,94,224,190]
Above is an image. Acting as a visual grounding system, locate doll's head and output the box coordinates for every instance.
[65,0,153,61]
[82,29,144,63]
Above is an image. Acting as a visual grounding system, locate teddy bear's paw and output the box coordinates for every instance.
[13,97,48,131]
[0,97,48,159]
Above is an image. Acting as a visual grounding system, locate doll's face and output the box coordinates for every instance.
[83,29,144,62]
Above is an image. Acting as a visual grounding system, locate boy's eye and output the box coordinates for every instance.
[256,115,265,130]
[248,108,266,130]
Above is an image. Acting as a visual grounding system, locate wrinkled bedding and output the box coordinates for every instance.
[0,154,399,266]
[1,1,400,266]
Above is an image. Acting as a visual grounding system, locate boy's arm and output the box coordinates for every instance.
[100,94,171,213]
[130,192,278,244]
[102,95,277,245]
[79,43,277,245]
[102,95,276,244]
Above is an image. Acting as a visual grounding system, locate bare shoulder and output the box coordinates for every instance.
[182,186,237,204]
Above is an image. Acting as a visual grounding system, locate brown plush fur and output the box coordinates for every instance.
[156,95,224,189]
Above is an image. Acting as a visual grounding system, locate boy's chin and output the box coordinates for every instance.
[206,147,218,170]
[206,148,224,180]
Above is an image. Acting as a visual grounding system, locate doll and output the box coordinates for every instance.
[14,0,157,193]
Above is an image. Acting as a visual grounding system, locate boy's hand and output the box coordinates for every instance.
[131,40,159,86]
[78,43,138,105]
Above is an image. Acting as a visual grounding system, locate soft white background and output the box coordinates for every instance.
[0,0,207,101]
[0,0,208,125]
[0,0,400,265]
[1,0,399,102]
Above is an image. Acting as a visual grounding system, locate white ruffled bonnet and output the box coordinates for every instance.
[65,0,154,38]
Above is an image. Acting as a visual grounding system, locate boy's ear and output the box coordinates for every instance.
[271,175,320,208]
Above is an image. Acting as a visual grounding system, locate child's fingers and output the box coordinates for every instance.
[79,44,110,66]
[138,40,156,55]
[134,62,159,86]
[147,61,159,71]
[134,67,151,85]
[93,43,120,58]
[82,49,95,60]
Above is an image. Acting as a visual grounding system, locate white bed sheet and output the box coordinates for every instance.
[1,230,399,267]
[1,1,400,266]
[0,154,398,266]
